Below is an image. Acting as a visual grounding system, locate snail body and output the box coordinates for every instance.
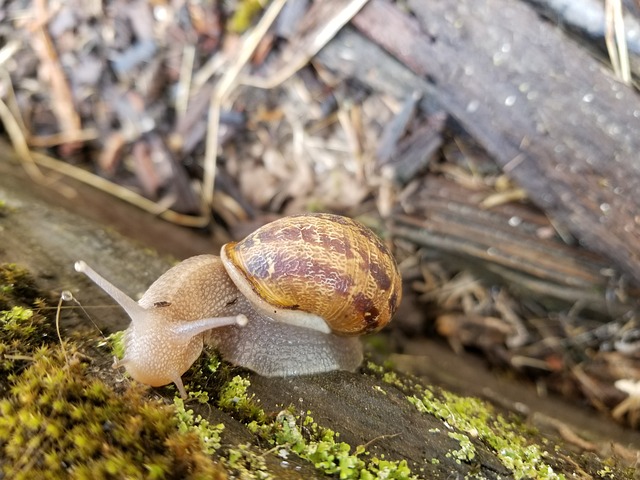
[75,213,401,398]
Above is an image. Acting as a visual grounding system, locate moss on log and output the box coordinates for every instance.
[0,158,631,479]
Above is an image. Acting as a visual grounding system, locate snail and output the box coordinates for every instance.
[75,213,402,398]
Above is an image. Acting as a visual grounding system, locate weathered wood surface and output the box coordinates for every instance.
[314,0,640,286]
[392,176,638,318]
[0,162,512,478]
[1,152,629,478]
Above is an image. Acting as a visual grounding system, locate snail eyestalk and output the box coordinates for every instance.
[75,260,150,323]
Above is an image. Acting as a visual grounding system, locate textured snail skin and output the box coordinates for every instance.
[127,256,242,386]
[205,294,363,377]
[222,213,402,336]
[75,257,247,399]
[75,213,401,398]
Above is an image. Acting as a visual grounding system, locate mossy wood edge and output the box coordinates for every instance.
[0,165,631,478]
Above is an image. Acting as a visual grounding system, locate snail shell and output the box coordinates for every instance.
[221,213,402,336]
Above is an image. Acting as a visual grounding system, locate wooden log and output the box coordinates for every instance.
[392,176,639,318]
[0,160,629,478]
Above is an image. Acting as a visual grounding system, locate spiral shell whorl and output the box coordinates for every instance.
[222,213,401,335]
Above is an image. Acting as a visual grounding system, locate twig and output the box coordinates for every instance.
[176,45,196,122]
[29,150,209,227]
[480,188,528,209]
[28,129,100,147]
[0,39,21,67]
[32,0,83,141]
[0,69,28,134]
[240,0,371,90]
[201,0,289,216]
[337,105,365,182]
[359,432,401,450]
[2,354,35,361]
[191,52,226,93]
[0,96,45,181]
[605,0,631,84]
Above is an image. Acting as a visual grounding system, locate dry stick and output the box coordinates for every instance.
[336,106,365,181]
[176,45,196,122]
[612,0,631,84]
[29,151,210,226]
[605,0,621,78]
[0,75,79,198]
[0,70,39,177]
[201,0,289,218]
[32,0,82,139]
[200,0,370,216]
[605,0,631,84]
[0,39,21,67]
[191,52,226,93]
[240,0,371,90]
[27,129,100,147]
[479,188,528,209]
[359,432,401,450]
[0,67,27,135]
[0,96,46,181]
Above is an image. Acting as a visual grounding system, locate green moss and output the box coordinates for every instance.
[366,362,566,480]
[174,396,225,455]
[366,362,414,391]
[597,466,615,478]
[0,263,44,314]
[362,361,632,479]
[264,411,414,479]
[0,264,56,390]
[2,305,35,335]
[0,263,227,479]
[216,375,416,479]
[225,443,273,479]
[445,432,476,464]
[228,0,264,33]
[218,375,267,424]
[104,329,126,360]
[0,346,227,479]
[407,391,562,479]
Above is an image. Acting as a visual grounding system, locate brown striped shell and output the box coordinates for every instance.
[220,213,402,336]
